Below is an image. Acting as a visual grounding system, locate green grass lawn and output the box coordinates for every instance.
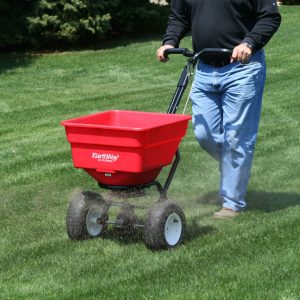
[1,6,299,300]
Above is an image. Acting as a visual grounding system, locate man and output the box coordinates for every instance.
[157,0,281,218]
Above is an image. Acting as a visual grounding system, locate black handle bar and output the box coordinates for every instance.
[164,47,232,62]
[164,48,194,57]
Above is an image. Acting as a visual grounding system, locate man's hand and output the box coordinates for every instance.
[230,43,253,64]
[156,45,175,62]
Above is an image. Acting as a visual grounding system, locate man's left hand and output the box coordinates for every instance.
[230,43,253,64]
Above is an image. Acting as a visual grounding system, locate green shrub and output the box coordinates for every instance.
[281,0,300,4]
[27,0,114,47]
[110,0,169,35]
[0,0,169,50]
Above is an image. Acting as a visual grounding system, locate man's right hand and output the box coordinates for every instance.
[156,45,175,62]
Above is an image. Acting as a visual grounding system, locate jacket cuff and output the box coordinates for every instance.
[242,37,256,50]
[162,39,178,48]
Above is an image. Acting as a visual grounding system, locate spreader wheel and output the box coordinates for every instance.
[66,191,108,240]
[144,200,185,250]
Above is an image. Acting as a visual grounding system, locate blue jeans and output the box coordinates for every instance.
[190,50,266,211]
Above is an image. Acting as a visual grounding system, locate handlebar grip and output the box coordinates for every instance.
[200,48,232,55]
[164,48,194,58]
[195,48,232,59]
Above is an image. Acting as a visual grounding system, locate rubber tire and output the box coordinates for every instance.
[144,200,186,250]
[66,191,107,240]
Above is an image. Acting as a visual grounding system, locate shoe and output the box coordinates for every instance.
[213,208,240,219]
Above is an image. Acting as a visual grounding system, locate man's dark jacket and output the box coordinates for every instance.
[163,0,281,51]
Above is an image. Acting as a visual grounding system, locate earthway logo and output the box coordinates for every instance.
[92,152,119,163]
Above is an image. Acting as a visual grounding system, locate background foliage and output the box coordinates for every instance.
[0,0,298,50]
[0,0,35,48]
[281,0,300,4]
[0,0,169,49]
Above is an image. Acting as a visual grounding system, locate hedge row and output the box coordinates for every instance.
[1,0,297,50]
[0,0,169,50]
[280,0,300,4]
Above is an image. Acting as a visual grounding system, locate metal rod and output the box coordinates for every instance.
[134,224,144,228]
[167,64,191,114]
[105,220,144,228]
[106,220,117,225]
[107,201,147,209]
[160,150,181,199]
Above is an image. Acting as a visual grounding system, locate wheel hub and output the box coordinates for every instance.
[164,213,182,246]
[86,205,104,236]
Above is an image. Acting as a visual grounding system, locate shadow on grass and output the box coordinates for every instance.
[246,190,300,212]
[196,191,220,206]
[46,31,192,53]
[185,218,215,242]
[0,33,162,73]
[0,53,37,73]
[197,190,300,212]
[0,32,191,73]
[75,33,164,52]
